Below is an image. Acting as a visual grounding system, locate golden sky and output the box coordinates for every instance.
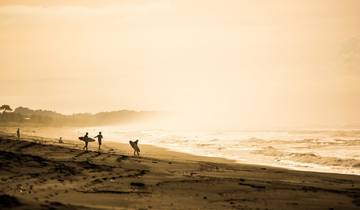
[0,0,359,129]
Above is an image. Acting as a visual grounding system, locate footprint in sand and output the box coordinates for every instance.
[130,182,145,188]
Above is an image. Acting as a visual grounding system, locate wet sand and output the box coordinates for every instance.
[0,132,360,210]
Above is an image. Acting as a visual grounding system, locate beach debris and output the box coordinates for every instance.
[16,184,25,193]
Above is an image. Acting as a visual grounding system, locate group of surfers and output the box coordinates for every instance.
[15,128,139,156]
[15,128,103,151]
[82,131,103,151]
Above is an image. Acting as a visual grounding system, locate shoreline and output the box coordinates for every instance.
[2,127,360,176]
[0,130,235,164]
[0,132,360,209]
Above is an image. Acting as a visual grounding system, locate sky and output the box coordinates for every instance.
[0,0,359,129]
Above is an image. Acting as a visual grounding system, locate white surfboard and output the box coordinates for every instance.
[78,136,96,142]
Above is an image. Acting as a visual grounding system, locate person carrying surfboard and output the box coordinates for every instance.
[129,139,140,156]
[83,132,89,151]
[78,133,96,151]
[94,132,103,150]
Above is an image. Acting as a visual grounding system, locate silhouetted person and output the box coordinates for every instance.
[16,128,20,140]
[83,132,89,151]
[59,137,63,144]
[129,139,140,156]
[94,132,103,150]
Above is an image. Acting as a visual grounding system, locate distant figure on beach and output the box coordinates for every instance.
[16,128,20,140]
[83,132,89,151]
[94,132,103,150]
[129,139,140,156]
[59,137,63,144]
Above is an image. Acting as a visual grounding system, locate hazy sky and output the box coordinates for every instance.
[0,0,359,129]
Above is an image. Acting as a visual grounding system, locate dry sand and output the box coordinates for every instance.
[0,131,360,210]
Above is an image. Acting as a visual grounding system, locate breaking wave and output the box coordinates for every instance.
[255,146,360,169]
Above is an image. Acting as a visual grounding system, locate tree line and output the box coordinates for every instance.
[0,104,157,126]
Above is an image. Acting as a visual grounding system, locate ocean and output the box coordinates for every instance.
[72,126,360,175]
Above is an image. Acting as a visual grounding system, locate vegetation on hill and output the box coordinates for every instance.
[0,105,158,127]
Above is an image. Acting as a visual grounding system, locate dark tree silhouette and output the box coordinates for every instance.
[0,104,13,120]
[0,104,12,114]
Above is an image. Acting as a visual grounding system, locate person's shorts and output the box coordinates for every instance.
[98,140,102,145]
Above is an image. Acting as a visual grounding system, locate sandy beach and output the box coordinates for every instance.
[0,131,360,210]
[2,0,360,209]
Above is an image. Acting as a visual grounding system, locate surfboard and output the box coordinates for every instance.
[129,140,140,152]
[78,136,96,142]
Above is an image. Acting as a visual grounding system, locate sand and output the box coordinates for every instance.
[0,131,360,210]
